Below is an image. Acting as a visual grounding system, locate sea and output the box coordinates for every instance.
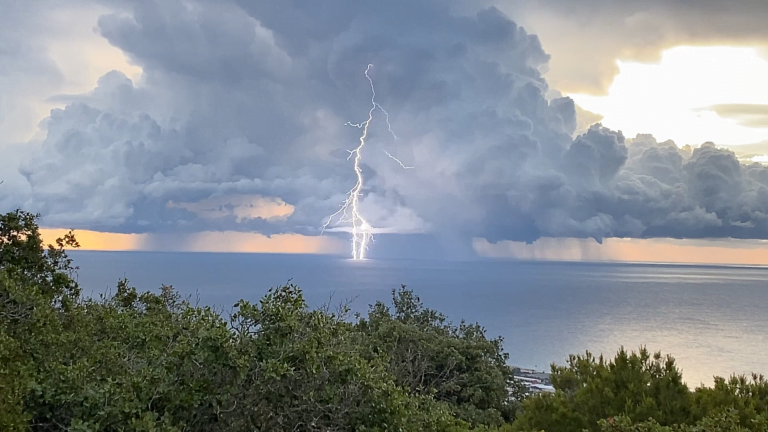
[69,251,768,388]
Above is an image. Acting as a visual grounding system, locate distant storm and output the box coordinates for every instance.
[2,0,768,259]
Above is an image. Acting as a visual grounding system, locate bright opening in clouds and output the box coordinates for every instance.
[569,46,768,146]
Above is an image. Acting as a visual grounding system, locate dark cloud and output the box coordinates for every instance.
[7,0,768,255]
[97,1,293,84]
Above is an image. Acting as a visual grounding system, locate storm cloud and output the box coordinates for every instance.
[7,0,768,256]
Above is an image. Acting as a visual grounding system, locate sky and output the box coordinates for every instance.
[3,0,768,264]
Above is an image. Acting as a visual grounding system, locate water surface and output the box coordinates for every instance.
[71,251,768,387]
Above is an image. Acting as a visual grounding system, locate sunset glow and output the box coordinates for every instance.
[474,237,768,266]
[39,229,345,255]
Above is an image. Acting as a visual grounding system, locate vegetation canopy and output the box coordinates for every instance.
[1,209,768,431]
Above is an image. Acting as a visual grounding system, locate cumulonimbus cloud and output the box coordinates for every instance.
[7,0,768,254]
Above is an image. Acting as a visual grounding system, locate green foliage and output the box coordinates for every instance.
[513,348,692,432]
[693,374,768,427]
[598,409,768,432]
[0,209,80,302]
[513,347,768,432]
[224,283,431,431]
[0,210,512,431]
[0,321,30,431]
[4,209,768,431]
[357,286,521,426]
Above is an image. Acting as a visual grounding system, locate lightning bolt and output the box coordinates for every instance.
[383,150,414,169]
[321,64,411,260]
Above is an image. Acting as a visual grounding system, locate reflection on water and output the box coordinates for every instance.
[71,251,768,387]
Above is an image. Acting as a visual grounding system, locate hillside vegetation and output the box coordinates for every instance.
[2,209,768,431]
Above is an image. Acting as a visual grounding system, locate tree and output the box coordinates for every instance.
[599,410,768,432]
[692,374,768,427]
[221,283,447,431]
[0,210,460,431]
[513,348,692,432]
[7,208,768,431]
[0,210,81,431]
[0,209,80,302]
[356,286,521,427]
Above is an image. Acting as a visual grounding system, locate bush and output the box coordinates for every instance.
[0,210,512,431]
[357,286,522,426]
[5,209,768,431]
[513,348,692,432]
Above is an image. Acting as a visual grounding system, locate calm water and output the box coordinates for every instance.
[70,251,768,387]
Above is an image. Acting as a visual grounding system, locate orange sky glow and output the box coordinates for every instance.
[36,228,768,266]
[473,237,768,266]
[39,229,346,255]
